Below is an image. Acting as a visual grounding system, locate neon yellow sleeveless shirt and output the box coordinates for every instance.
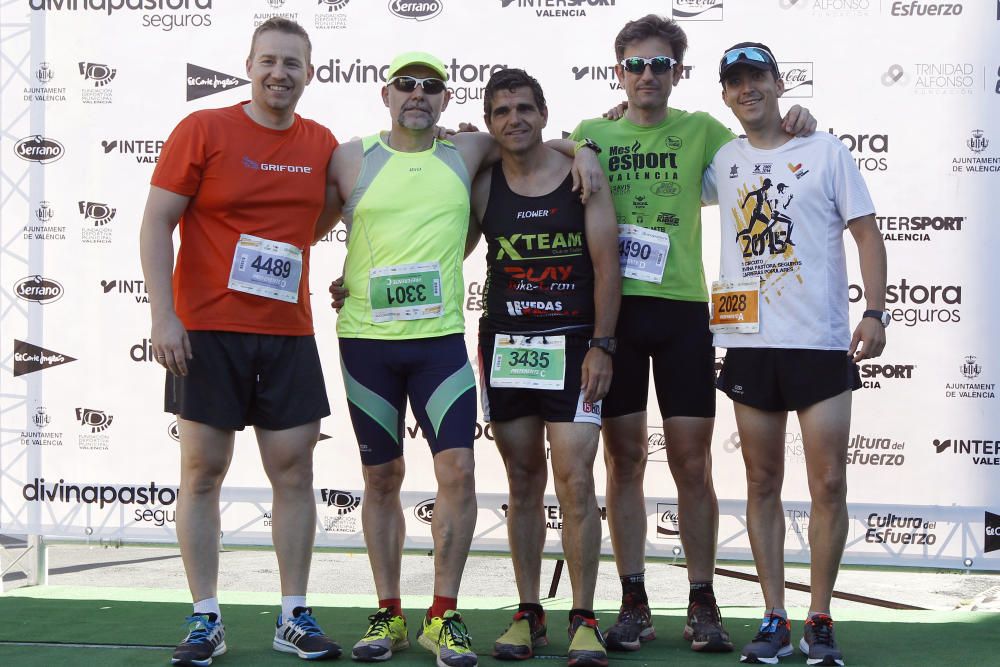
[337,134,471,340]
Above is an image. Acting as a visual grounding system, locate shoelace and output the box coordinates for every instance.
[181,615,218,643]
[571,617,606,647]
[442,616,473,649]
[289,610,324,637]
[806,616,835,647]
[362,610,395,639]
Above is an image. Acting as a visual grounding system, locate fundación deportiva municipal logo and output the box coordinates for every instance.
[319,489,361,514]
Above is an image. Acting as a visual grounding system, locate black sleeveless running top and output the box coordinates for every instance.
[480,162,594,334]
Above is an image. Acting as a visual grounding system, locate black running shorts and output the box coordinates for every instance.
[477,331,602,425]
[716,347,862,412]
[165,331,330,431]
[601,296,716,419]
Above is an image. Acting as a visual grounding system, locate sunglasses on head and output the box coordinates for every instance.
[719,47,775,73]
[388,75,447,95]
[619,56,678,75]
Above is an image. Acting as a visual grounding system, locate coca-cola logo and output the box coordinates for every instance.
[778,62,814,98]
[14,135,65,164]
[14,276,64,304]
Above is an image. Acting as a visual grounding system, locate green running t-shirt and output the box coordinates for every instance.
[572,109,734,302]
[337,134,471,340]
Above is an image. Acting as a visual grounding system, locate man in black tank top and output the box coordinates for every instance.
[469,69,620,667]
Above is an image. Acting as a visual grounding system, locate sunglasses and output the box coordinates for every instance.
[387,75,447,95]
[619,56,678,75]
[719,47,776,74]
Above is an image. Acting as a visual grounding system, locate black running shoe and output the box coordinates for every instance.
[740,614,792,664]
[604,595,655,651]
[172,613,226,666]
[799,613,844,666]
[684,599,734,652]
[273,606,342,660]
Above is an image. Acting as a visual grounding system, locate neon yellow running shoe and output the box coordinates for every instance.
[493,610,548,660]
[352,608,409,662]
[567,615,607,667]
[417,610,478,667]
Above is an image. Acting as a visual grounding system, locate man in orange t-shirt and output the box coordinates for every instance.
[139,18,340,666]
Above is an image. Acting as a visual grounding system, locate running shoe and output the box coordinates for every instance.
[172,613,226,666]
[352,607,409,661]
[493,610,548,660]
[740,614,792,664]
[683,598,734,652]
[417,610,478,667]
[273,606,342,660]
[603,595,655,651]
[799,614,845,666]
[566,615,608,667]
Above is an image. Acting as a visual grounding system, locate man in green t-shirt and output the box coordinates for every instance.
[569,14,814,656]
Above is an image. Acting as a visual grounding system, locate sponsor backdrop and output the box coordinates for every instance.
[2,0,998,571]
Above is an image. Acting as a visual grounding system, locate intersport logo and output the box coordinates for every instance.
[186,64,249,101]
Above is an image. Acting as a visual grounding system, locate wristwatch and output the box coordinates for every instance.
[575,137,602,155]
[863,309,891,327]
[587,337,617,356]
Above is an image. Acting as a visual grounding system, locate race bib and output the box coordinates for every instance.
[227,234,302,303]
[618,224,669,283]
[490,334,566,390]
[709,279,760,333]
[369,261,443,323]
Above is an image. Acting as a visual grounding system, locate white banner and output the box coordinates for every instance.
[2,0,999,570]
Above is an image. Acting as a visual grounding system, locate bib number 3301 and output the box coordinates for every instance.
[369,261,444,323]
[228,234,303,303]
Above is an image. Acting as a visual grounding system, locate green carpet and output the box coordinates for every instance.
[0,587,997,666]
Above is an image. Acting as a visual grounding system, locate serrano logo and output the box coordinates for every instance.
[14,135,65,164]
[414,498,435,524]
[388,0,441,21]
[14,276,64,304]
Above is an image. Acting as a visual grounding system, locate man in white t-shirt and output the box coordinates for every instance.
[701,42,887,667]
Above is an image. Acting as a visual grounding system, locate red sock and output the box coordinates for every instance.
[428,595,458,619]
[379,598,403,618]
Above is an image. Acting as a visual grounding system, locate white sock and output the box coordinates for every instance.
[193,597,221,621]
[807,610,829,620]
[768,607,788,620]
[282,595,308,621]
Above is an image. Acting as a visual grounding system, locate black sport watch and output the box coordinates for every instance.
[587,337,617,356]
[863,309,891,327]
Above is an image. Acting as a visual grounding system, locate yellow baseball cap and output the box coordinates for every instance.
[387,51,448,81]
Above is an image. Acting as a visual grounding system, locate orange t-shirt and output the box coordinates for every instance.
[151,103,337,335]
